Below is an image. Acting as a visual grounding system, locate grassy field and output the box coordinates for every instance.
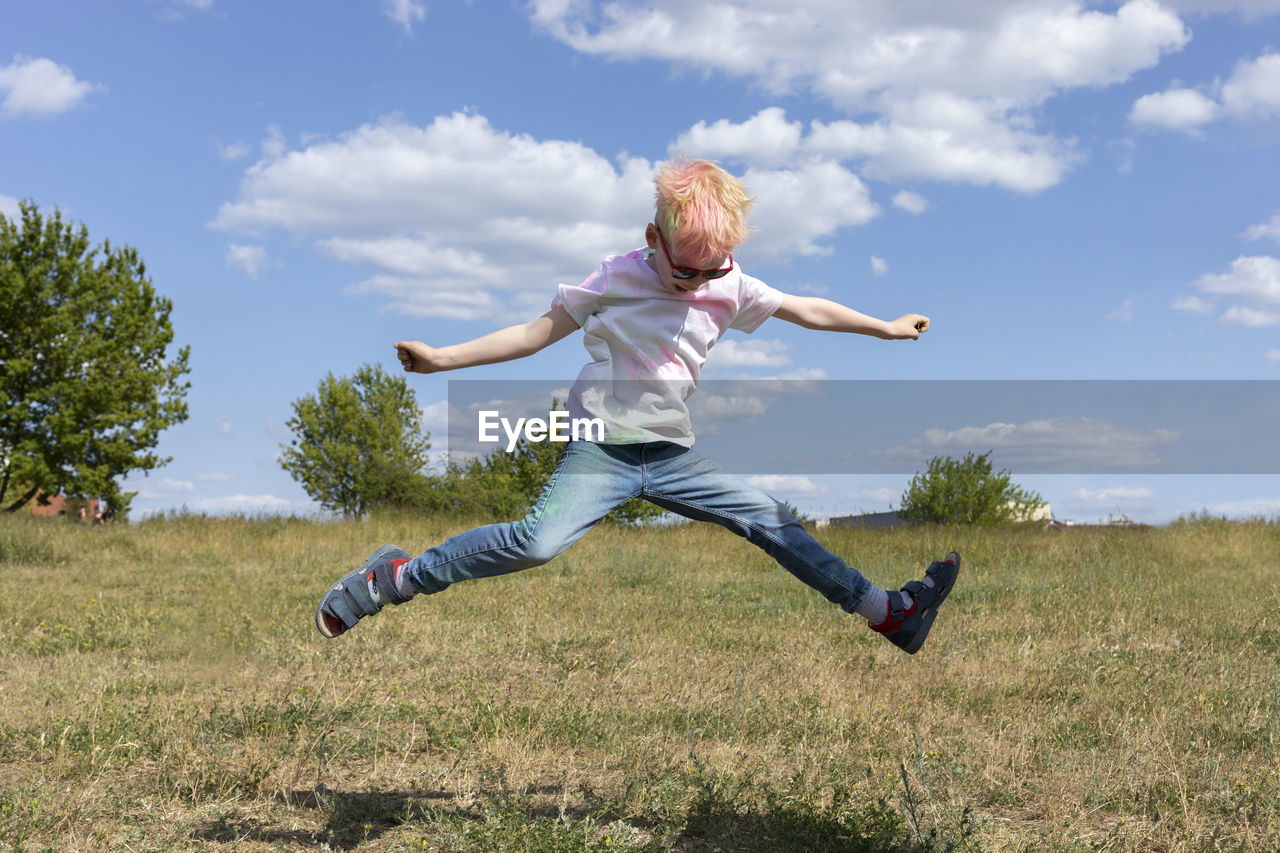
[0,512,1276,852]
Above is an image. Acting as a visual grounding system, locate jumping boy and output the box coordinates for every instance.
[315,158,959,655]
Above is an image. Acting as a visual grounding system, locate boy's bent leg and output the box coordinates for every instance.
[403,441,642,595]
[640,446,873,614]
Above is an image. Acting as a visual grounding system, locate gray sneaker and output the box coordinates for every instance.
[315,545,413,638]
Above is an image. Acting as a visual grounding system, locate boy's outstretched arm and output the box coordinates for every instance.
[394,304,581,373]
[772,294,929,340]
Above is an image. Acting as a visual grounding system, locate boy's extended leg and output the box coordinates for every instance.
[314,441,641,638]
[640,443,959,654]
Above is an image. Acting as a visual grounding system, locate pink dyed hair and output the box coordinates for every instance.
[654,158,754,266]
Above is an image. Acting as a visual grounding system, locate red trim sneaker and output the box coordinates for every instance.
[315,545,413,639]
[869,551,960,654]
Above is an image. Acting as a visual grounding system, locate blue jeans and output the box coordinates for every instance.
[403,441,873,613]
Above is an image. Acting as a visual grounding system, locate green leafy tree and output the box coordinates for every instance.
[897,451,1045,525]
[1,202,191,515]
[279,363,432,517]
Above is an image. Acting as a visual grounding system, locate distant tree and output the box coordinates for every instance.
[898,451,1045,525]
[279,363,432,517]
[0,202,191,515]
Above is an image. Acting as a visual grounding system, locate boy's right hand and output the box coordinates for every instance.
[394,341,440,373]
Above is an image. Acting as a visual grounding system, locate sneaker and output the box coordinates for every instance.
[869,551,960,654]
[314,545,413,638]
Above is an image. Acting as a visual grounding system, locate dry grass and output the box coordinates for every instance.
[0,511,1276,851]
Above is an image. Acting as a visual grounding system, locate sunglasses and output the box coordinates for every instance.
[656,229,734,280]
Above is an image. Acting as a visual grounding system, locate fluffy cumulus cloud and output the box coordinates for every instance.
[1176,256,1280,327]
[671,107,804,169]
[1132,51,1280,132]
[533,0,1190,192]
[0,55,102,118]
[711,338,792,368]
[1129,88,1222,133]
[213,113,654,320]
[675,100,1079,195]
[531,0,1186,106]
[214,112,890,320]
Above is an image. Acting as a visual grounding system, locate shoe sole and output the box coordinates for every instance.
[902,551,961,654]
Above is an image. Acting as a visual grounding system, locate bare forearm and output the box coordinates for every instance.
[433,323,545,370]
[774,294,928,339]
[796,299,895,337]
[395,305,581,374]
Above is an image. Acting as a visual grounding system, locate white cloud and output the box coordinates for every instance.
[880,417,1180,470]
[696,394,771,423]
[1074,485,1154,503]
[891,190,928,214]
[870,256,888,277]
[531,0,1187,192]
[220,142,250,161]
[1266,349,1280,364]
[712,338,792,368]
[531,0,1187,108]
[745,475,826,495]
[670,107,804,169]
[1129,87,1221,132]
[214,112,884,321]
[1243,213,1280,245]
[420,399,450,441]
[187,493,301,515]
[807,96,1079,193]
[0,194,19,221]
[1172,294,1214,315]
[226,244,268,279]
[742,159,879,258]
[848,487,899,505]
[1131,51,1280,134]
[197,472,234,482]
[261,125,286,159]
[1195,496,1280,519]
[382,0,426,33]
[1220,51,1280,119]
[1184,256,1280,328]
[0,55,102,118]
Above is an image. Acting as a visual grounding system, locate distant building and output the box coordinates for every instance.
[817,502,1053,528]
[29,492,100,520]
[815,511,907,530]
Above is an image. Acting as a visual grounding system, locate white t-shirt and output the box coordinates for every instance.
[552,249,783,446]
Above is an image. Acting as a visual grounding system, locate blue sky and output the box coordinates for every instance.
[4,0,1279,523]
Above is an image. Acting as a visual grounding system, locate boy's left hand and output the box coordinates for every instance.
[888,314,929,340]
